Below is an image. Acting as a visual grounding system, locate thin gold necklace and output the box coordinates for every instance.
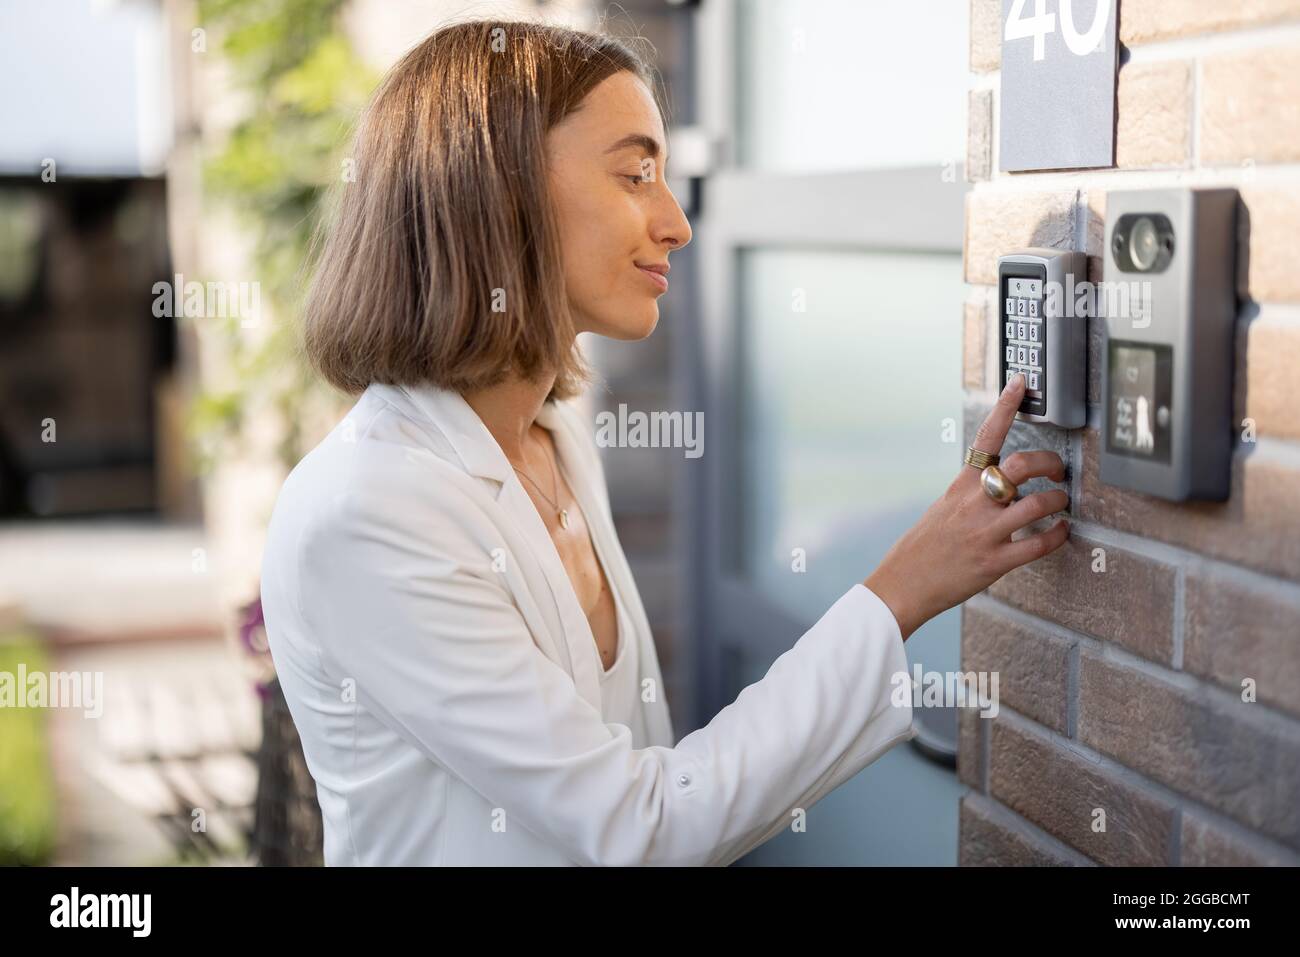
[512,434,570,529]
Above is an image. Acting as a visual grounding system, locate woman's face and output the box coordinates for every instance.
[546,70,692,340]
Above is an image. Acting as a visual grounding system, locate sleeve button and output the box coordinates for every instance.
[676,773,691,788]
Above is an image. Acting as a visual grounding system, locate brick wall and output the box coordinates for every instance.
[958,0,1300,866]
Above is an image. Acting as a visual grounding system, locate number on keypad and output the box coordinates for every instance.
[1003,289,1046,402]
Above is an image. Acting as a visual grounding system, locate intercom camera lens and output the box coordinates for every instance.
[1129,216,1160,271]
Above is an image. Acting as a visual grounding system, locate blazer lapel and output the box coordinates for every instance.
[390,382,603,712]
[537,401,677,748]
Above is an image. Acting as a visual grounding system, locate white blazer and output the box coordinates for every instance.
[259,380,916,866]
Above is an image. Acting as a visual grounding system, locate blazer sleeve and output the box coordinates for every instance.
[298,479,916,867]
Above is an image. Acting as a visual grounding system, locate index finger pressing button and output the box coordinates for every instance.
[972,372,1026,455]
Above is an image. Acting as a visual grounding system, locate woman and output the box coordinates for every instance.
[260,19,1069,866]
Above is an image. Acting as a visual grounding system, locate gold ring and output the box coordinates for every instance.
[981,465,1018,505]
[964,446,1000,470]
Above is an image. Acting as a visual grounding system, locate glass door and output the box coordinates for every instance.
[682,0,972,865]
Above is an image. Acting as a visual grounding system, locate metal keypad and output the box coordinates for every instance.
[1001,277,1045,399]
[997,249,1087,429]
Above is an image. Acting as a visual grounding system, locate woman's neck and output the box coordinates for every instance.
[462,373,557,464]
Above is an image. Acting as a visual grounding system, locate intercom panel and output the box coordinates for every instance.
[998,249,1088,429]
[1099,188,1238,501]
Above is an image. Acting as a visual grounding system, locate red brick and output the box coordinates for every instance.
[987,532,1176,665]
[1078,429,1300,581]
[1078,649,1300,850]
[1184,568,1300,719]
[1181,811,1300,865]
[962,604,1072,733]
[1120,0,1300,46]
[959,793,1090,866]
[989,717,1177,865]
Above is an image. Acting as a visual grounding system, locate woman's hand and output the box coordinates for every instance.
[863,373,1070,641]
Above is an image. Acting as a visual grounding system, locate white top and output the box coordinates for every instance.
[596,568,650,747]
[259,381,916,866]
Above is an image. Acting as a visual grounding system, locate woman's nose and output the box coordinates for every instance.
[652,185,692,251]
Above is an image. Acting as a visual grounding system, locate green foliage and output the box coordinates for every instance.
[189,0,377,470]
[0,636,57,866]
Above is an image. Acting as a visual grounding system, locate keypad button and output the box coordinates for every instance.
[1028,299,1039,318]
[1016,346,1028,364]
[1016,299,1027,316]
[1005,345,1015,363]
[1029,323,1040,342]
[1005,322,1016,340]
[1028,348,1039,366]
[1027,371,1040,391]
[1005,297,1015,316]
[1005,368,1016,386]
[1017,322,1028,340]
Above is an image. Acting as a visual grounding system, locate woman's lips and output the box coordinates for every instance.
[636,265,669,292]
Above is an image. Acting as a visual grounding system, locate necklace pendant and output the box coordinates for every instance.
[559,508,570,529]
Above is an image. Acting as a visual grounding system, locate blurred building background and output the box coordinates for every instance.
[1,0,1294,868]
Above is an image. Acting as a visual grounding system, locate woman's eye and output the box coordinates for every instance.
[626,174,646,187]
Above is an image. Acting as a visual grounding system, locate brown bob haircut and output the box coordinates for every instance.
[303,19,664,403]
